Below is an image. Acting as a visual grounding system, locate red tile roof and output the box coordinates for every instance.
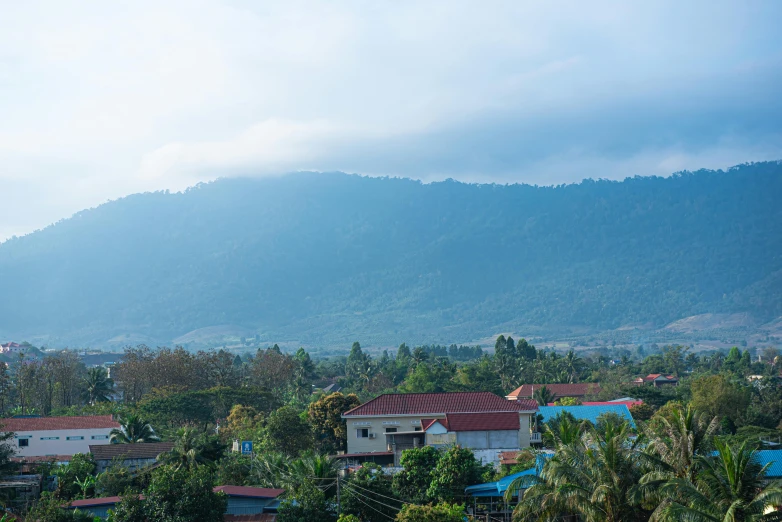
[70,496,124,508]
[420,418,440,431]
[499,451,522,465]
[89,442,174,460]
[0,415,119,432]
[343,392,537,416]
[505,383,601,400]
[214,486,284,498]
[644,374,677,381]
[444,412,520,432]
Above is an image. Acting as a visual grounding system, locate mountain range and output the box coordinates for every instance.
[0,162,780,350]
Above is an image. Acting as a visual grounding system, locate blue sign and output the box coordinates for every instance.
[241,441,253,455]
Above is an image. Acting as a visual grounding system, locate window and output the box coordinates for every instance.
[66,436,84,441]
[18,439,29,447]
[40,437,60,440]
[385,427,397,433]
[356,428,369,438]
[414,427,422,432]
[91,435,109,440]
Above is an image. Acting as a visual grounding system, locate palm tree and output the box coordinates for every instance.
[533,385,555,406]
[561,350,583,384]
[82,367,114,404]
[650,439,782,522]
[158,427,225,471]
[287,451,340,497]
[250,451,291,488]
[510,421,647,522]
[110,414,160,443]
[642,404,720,483]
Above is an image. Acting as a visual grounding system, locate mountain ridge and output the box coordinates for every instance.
[1,162,780,349]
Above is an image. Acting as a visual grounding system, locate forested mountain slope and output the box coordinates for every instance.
[0,162,780,347]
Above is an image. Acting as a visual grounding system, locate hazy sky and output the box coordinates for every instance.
[2,1,782,241]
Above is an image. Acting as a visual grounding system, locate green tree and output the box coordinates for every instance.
[690,374,751,424]
[511,422,646,522]
[650,439,782,521]
[393,446,441,503]
[52,453,96,501]
[96,461,138,497]
[159,427,226,470]
[82,366,114,404]
[262,405,314,456]
[112,465,227,522]
[533,385,555,406]
[308,392,361,452]
[396,502,465,522]
[342,463,400,522]
[426,446,483,502]
[110,414,160,443]
[277,482,335,522]
[287,452,340,498]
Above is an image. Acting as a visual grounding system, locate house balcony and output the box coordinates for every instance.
[530,432,542,444]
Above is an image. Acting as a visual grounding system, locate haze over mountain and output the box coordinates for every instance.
[1,162,780,349]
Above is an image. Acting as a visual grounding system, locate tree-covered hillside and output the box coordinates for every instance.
[0,162,780,347]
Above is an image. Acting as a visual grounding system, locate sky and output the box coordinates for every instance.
[1,0,782,241]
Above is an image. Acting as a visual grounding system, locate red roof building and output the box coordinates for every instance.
[342,392,538,465]
[633,374,679,387]
[505,383,601,401]
[343,392,537,417]
[0,415,119,458]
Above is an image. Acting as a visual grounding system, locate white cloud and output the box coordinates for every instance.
[1,0,781,240]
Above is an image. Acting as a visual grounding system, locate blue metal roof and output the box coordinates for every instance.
[465,455,550,497]
[754,450,782,478]
[538,405,635,428]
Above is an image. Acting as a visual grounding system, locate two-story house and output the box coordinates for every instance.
[1,415,120,457]
[341,392,538,466]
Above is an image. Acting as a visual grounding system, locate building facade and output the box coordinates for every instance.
[1,415,119,457]
[342,392,538,466]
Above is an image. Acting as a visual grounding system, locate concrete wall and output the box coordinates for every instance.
[456,430,519,449]
[12,428,113,457]
[345,415,436,454]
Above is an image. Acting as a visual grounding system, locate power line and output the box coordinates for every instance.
[340,484,398,521]
[344,481,415,505]
[341,483,405,514]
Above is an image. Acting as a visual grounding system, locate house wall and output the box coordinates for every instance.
[346,415,437,454]
[456,430,519,449]
[11,428,113,457]
[225,497,274,515]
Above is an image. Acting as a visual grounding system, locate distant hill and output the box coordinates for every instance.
[0,162,780,349]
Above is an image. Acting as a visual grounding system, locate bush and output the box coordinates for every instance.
[396,503,465,522]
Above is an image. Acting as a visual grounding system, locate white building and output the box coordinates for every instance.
[0,415,120,457]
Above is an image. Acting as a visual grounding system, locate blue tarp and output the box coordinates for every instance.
[465,455,550,497]
[538,405,635,428]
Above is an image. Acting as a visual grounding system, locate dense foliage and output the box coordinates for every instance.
[1,163,780,346]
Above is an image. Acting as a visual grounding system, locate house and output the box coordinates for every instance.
[69,485,285,520]
[0,342,24,354]
[341,392,538,466]
[632,374,679,387]
[321,383,342,394]
[505,383,601,401]
[537,405,636,428]
[0,474,42,511]
[0,415,119,457]
[89,442,174,473]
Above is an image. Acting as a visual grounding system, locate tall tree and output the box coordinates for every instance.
[82,366,114,404]
[308,392,361,452]
[110,414,160,443]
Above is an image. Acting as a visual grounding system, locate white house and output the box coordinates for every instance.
[0,415,120,457]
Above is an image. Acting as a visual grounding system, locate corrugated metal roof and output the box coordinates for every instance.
[754,450,782,478]
[538,405,635,427]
